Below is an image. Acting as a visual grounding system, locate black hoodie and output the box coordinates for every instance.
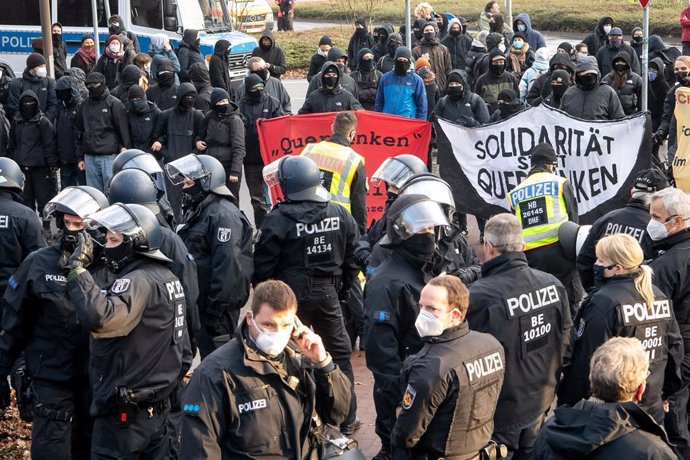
[376,32,403,74]
[299,62,363,114]
[146,58,179,111]
[196,100,245,176]
[347,18,376,71]
[127,86,161,153]
[177,29,204,83]
[648,57,670,131]
[153,82,205,163]
[108,14,140,53]
[582,16,613,57]
[111,64,142,102]
[7,90,57,168]
[434,69,489,126]
[209,39,232,92]
[237,75,284,165]
[55,75,83,165]
[372,24,394,61]
[526,52,576,105]
[189,62,213,113]
[251,29,287,79]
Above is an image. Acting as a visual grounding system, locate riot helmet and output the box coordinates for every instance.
[379,194,449,247]
[112,149,166,195]
[44,186,110,219]
[0,157,25,193]
[263,155,330,203]
[398,173,455,213]
[108,169,160,215]
[371,154,427,190]
[165,153,234,198]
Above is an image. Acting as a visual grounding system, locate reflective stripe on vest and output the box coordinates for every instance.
[509,172,568,251]
[301,141,363,212]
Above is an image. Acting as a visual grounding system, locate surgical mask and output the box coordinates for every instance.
[512,41,524,50]
[517,24,526,32]
[649,70,658,81]
[647,218,670,241]
[394,60,409,75]
[251,313,292,357]
[593,264,608,285]
[35,67,47,78]
[130,98,148,113]
[102,240,133,273]
[576,74,598,90]
[415,309,455,337]
[603,24,612,34]
[498,44,506,53]
[423,31,436,41]
[109,44,121,53]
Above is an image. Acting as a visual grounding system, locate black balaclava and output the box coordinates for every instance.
[20,96,38,121]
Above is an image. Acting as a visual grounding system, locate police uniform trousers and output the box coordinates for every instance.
[492,415,545,460]
[665,387,690,459]
[525,243,584,315]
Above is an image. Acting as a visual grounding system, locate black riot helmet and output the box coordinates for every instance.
[379,193,449,247]
[165,153,234,198]
[112,149,167,194]
[0,157,25,193]
[371,154,427,190]
[44,186,110,219]
[108,169,160,215]
[262,155,330,203]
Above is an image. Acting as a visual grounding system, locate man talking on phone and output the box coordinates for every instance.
[179,280,352,458]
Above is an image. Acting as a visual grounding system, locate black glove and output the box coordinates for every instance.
[353,240,372,271]
[67,232,94,270]
[457,115,478,128]
[651,131,664,146]
[0,377,10,413]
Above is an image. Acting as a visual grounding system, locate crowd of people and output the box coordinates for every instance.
[1,3,690,460]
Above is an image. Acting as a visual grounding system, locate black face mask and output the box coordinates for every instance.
[355,27,366,37]
[613,63,628,75]
[213,103,231,116]
[108,24,121,35]
[247,89,263,102]
[130,98,148,113]
[88,83,107,99]
[56,89,72,104]
[157,71,175,87]
[401,232,436,260]
[423,32,436,42]
[359,59,374,71]
[323,75,338,88]
[576,74,598,90]
[633,36,643,44]
[394,60,409,75]
[60,228,81,252]
[20,101,37,120]
[413,29,423,40]
[593,264,608,285]
[52,33,62,45]
[551,84,567,99]
[676,71,690,85]
[251,68,270,81]
[260,41,272,51]
[490,62,505,76]
[449,28,461,37]
[180,95,196,109]
[388,43,400,57]
[102,239,133,273]
[446,85,464,100]
[379,34,388,44]
[181,182,206,211]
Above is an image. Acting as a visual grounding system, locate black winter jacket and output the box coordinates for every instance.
[177,29,205,83]
[153,83,205,163]
[94,50,135,90]
[54,76,83,164]
[648,57,670,132]
[209,40,231,93]
[6,70,57,121]
[76,88,131,158]
[526,53,576,105]
[128,100,161,152]
[347,32,375,71]
[596,42,641,77]
[299,63,363,114]
[189,63,213,113]
[196,102,245,176]
[7,90,57,168]
[582,16,614,57]
[251,29,287,79]
[350,67,382,110]
[434,70,490,126]
[237,92,284,165]
[601,51,642,115]
[442,33,473,71]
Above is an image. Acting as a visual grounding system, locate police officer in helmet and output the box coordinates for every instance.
[0,186,108,460]
[66,203,186,459]
[165,153,253,358]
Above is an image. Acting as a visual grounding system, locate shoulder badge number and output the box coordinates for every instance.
[402,384,416,410]
[111,278,131,294]
[217,227,232,242]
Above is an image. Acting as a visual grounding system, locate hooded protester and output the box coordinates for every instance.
[465,30,488,87]
[474,48,520,113]
[372,24,394,61]
[472,31,506,84]
[347,18,376,71]
[195,88,246,199]
[442,17,473,71]
[652,56,690,162]
[377,32,403,74]
[146,57,179,111]
[415,57,439,120]
[560,55,625,120]
[307,47,359,98]
[6,90,57,223]
[126,85,161,153]
[50,22,68,79]
[6,53,57,122]
[55,76,86,188]
[188,62,213,113]
[149,33,181,85]
[111,64,142,102]
[495,88,526,119]
[506,32,535,78]
[526,51,576,105]
[152,83,205,163]
[71,34,97,74]
[252,29,287,79]
[583,16,614,57]
[299,62,363,114]
[434,13,449,41]
[177,29,204,83]
[65,68,88,100]
[630,27,644,59]
[412,21,453,89]
[94,35,135,90]
[375,46,427,120]
[108,14,140,53]
[596,27,641,77]
[512,13,546,51]
[209,39,232,93]
[648,57,670,135]
[351,48,383,110]
[602,51,642,115]
[236,56,292,113]
[532,69,572,108]
[411,18,426,47]
[237,74,284,227]
[519,47,550,101]
[434,69,489,127]
[648,35,681,84]
[308,36,332,82]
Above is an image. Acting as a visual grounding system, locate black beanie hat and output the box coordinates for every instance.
[530,143,558,166]
[210,88,230,106]
[26,53,47,69]
[319,36,333,46]
[245,73,264,91]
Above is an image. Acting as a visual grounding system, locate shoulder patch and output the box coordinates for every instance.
[183,404,201,414]
[576,318,586,338]
[402,384,416,410]
[217,227,232,242]
[110,278,131,294]
[7,276,17,290]
[374,310,390,322]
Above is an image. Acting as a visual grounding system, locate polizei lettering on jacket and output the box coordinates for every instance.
[465,352,503,382]
[296,217,340,237]
[238,399,267,414]
[505,285,560,317]
[509,181,559,207]
[622,299,671,325]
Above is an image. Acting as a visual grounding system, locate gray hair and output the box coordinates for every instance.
[484,213,524,253]
[589,337,649,402]
[247,56,266,71]
[651,187,690,228]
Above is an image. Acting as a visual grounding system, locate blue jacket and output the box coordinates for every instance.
[374,70,427,120]
[513,13,546,52]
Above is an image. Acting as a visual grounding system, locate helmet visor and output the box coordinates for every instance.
[44,187,104,219]
[400,179,455,209]
[84,204,143,244]
[164,154,208,185]
[262,157,283,188]
[122,153,163,176]
[393,201,449,240]
[371,157,417,188]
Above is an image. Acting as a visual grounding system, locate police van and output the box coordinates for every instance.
[0,0,257,86]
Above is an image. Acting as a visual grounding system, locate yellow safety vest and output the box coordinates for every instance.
[508,171,568,251]
[301,141,364,212]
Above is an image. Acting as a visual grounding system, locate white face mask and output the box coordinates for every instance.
[498,44,506,53]
[603,25,612,34]
[415,309,456,338]
[109,44,121,53]
[646,218,670,241]
[251,313,292,357]
[35,67,47,78]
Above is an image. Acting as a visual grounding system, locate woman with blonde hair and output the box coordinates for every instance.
[558,233,683,426]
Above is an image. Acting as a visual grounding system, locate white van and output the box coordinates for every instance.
[0,0,258,85]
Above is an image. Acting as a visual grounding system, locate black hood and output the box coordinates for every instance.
[595,16,614,37]
[176,82,197,107]
[549,52,576,74]
[214,39,231,55]
[56,74,83,103]
[121,64,142,86]
[182,29,199,48]
[109,14,128,32]
[378,24,394,39]
[445,69,470,94]
[486,32,504,51]
[648,35,668,54]
[16,89,41,121]
[612,50,631,69]
[320,61,341,90]
[650,57,666,83]
[259,29,275,50]
[157,57,175,73]
[387,32,403,46]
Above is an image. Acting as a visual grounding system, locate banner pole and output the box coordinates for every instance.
[642,5,649,112]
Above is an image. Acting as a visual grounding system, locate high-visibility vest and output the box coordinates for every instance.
[301,141,364,212]
[508,171,568,251]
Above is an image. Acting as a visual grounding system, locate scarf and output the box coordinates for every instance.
[76,46,96,65]
[509,43,529,76]
[105,45,125,61]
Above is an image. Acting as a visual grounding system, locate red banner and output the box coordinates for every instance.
[257,110,432,223]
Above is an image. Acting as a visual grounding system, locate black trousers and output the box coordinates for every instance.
[525,243,585,316]
[221,162,242,206]
[683,41,690,57]
[343,281,365,350]
[665,387,690,460]
[372,374,400,456]
[492,415,545,460]
[91,405,171,459]
[60,163,86,189]
[197,309,240,359]
[244,164,270,228]
[21,166,56,215]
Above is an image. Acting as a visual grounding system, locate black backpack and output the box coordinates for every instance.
[0,63,16,107]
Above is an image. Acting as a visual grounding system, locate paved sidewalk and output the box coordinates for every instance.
[349,350,381,458]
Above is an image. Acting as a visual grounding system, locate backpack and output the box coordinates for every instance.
[0,63,16,107]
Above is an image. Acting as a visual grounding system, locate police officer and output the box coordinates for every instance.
[300,111,367,233]
[66,203,186,459]
[0,157,46,301]
[254,155,362,434]
[508,142,583,308]
[0,186,108,460]
[391,275,505,460]
[165,153,253,358]
[577,168,669,291]
[467,213,572,459]
[364,194,449,460]
[180,280,353,458]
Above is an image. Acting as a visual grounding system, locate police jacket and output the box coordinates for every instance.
[196,103,246,177]
[7,91,57,168]
[253,200,360,300]
[0,241,94,382]
[534,400,676,460]
[558,275,683,423]
[6,69,57,121]
[178,193,253,321]
[468,252,572,431]
[431,225,482,284]
[577,199,653,292]
[180,321,352,459]
[391,322,505,460]
[237,92,284,166]
[0,191,46,293]
[649,228,690,386]
[67,258,186,415]
[127,100,161,153]
[153,84,205,163]
[55,76,83,164]
[75,88,131,158]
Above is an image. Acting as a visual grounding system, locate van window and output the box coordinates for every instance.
[0,1,40,25]
[132,0,163,29]
[56,0,119,27]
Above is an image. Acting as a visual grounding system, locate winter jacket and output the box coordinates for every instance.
[196,102,246,176]
[474,65,520,112]
[307,52,328,82]
[520,48,550,101]
[306,67,359,99]
[153,83,205,163]
[596,42,641,77]
[648,36,681,85]
[434,70,490,126]
[526,53,576,105]
[177,29,204,83]
[374,68,427,120]
[582,17,614,57]
[512,13,546,51]
[237,92,284,165]
[465,41,486,87]
[648,58,670,132]
[560,57,624,121]
[76,87,130,158]
[54,76,82,165]
[94,49,135,90]
[149,48,181,86]
[209,40,232,92]
[376,32,403,75]
[147,59,178,111]
[111,65,142,102]
[128,101,161,152]
[351,67,383,111]
[109,15,140,53]
[299,62,363,114]
[441,19,473,71]
[472,32,506,82]
[6,90,57,168]
[189,62,213,113]
[347,30,376,71]
[412,40,453,90]
[372,24,394,62]
[52,39,68,79]
[235,75,292,114]
[251,30,287,79]
[601,52,642,115]
[6,70,57,122]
